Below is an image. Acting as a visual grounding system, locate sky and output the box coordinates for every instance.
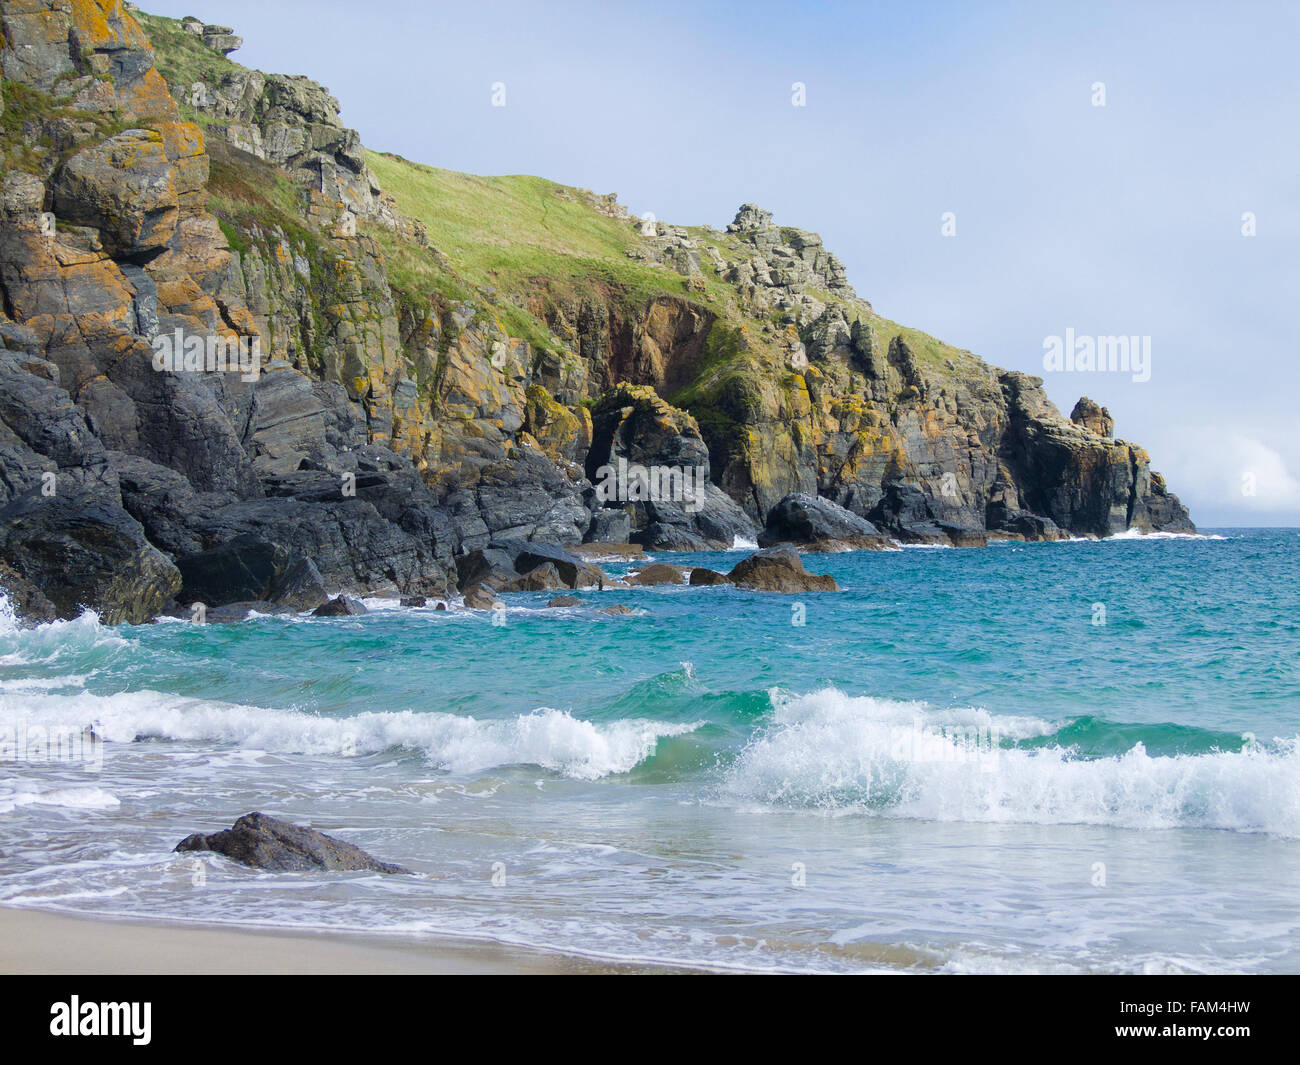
[145,0,1300,526]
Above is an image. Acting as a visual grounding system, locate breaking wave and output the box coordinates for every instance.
[721,688,1300,836]
[1,688,700,781]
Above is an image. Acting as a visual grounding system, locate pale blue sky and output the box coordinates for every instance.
[147,0,1300,525]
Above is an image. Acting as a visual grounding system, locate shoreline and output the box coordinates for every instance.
[0,905,697,975]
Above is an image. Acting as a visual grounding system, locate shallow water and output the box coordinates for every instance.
[2,529,1298,972]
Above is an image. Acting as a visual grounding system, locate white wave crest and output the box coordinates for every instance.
[0,783,120,812]
[722,688,1300,836]
[2,691,699,781]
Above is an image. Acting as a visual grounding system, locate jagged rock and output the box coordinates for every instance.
[628,562,689,586]
[728,545,838,593]
[512,542,606,588]
[586,384,759,550]
[458,539,606,593]
[688,567,731,586]
[199,25,242,56]
[727,204,773,233]
[546,595,581,607]
[760,492,890,551]
[1071,396,1115,438]
[456,546,524,592]
[399,595,426,607]
[311,595,367,617]
[0,490,181,624]
[175,812,410,873]
[599,605,634,616]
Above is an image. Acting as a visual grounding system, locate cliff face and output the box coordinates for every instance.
[0,3,1192,623]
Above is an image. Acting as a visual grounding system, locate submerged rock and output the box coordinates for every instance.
[175,812,410,873]
[728,545,838,593]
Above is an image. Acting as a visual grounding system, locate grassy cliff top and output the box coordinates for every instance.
[135,8,990,391]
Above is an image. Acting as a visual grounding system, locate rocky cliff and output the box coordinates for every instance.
[0,2,1192,623]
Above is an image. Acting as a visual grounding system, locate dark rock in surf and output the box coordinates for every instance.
[311,595,367,617]
[175,812,410,873]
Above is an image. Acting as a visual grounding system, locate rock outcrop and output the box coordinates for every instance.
[175,812,410,873]
[0,4,1193,625]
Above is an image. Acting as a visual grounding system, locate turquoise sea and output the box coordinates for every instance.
[2,529,1298,972]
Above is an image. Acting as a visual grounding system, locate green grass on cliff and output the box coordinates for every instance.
[367,152,735,308]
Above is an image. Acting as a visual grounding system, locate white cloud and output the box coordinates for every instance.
[1174,433,1300,514]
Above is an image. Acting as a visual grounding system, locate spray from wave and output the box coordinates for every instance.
[0,591,134,670]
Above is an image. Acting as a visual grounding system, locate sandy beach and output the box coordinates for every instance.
[0,906,681,975]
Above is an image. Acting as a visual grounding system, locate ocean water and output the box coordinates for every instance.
[2,529,1299,973]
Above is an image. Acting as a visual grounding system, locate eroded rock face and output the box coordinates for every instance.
[585,383,759,550]
[52,129,184,259]
[0,4,1193,626]
[727,545,838,593]
[175,812,410,873]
